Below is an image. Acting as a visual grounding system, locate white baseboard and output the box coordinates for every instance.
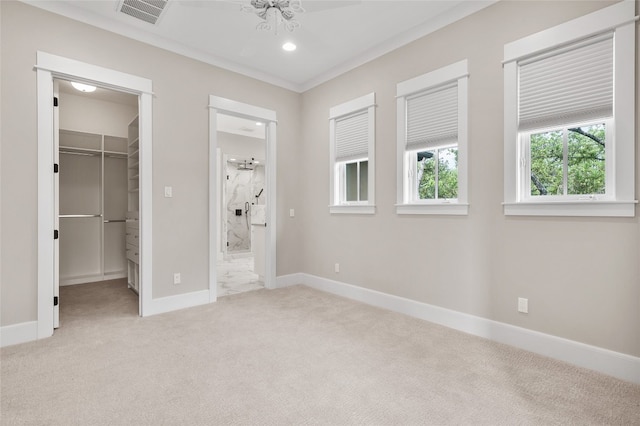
[61,272,127,286]
[298,273,640,385]
[275,273,304,289]
[143,289,212,317]
[1,321,38,348]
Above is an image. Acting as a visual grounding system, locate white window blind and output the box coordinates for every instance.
[406,83,458,151]
[518,34,613,132]
[335,111,368,162]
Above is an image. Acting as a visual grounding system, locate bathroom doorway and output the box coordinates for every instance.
[217,114,266,296]
[208,96,277,300]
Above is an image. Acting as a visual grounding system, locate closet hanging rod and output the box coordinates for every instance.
[59,150,101,157]
[59,214,102,218]
[103,219,126,223]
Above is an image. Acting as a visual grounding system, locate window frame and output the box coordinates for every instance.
[396,60,469,215]
[329,93,376,214]
[503,1,636,217]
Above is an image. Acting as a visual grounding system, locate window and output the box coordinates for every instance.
[329,93,375,214]
[396,60,468,215]
[503,1,635,217]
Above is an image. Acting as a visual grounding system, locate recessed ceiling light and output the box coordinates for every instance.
[256,122,263,126]
[230,158,236,161]
[71,82,97,93]
[254,160,260,164]
[282,42,297,52]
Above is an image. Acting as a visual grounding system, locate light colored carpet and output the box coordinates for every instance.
[1,279,639,425]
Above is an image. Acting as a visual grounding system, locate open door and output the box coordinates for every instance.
[53,79,60,328]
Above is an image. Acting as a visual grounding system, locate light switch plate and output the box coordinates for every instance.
[164,186,172,198]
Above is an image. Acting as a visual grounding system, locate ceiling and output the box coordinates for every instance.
[26,0,494,93]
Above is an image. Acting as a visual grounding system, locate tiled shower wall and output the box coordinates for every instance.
[226,164,265,253]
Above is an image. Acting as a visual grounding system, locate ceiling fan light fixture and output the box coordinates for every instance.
[243,0,304,35]
[282,42,297,52]
[71,82,97,93]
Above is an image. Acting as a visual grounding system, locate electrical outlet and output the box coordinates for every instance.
[173,273,181,285]
[518,297,528,314]
[335,263,340,273]
[289,209,295,217]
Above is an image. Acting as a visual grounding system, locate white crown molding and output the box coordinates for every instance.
[20,0,496,94]
[299,0,497,92]
[21,0,301,92]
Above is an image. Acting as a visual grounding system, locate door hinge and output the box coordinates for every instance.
[53,296,59,306]
[54,163,59,173]
[54,229,59,239]
[53,97,58,107]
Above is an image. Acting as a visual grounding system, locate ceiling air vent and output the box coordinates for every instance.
[118,0,169,25]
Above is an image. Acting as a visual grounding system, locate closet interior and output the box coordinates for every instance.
[57,80,139,294]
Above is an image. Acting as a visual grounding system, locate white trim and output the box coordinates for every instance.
[503,1,636,64]
[143,290,211,317]
[208,111,218,302]
[36,65,55,340]
[329,205,376,215]
[25,1,496,93]
[60,272,127,286]
[37,52,154,341]
[329,92,375,119]
[275,273,304,289]
[397,60,468,97]
[298,273,640,385]
[503,201,637,217]
[396,203,468,216]
[396,61,469,214]
[503,2,636,217]
[208,96,277,292]
[299,1,496,92]
[0,321,38,348]
[329,93,376,211]
[35,52,152,95]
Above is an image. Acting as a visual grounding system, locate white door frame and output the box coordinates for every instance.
[208,96,277,299]
[36,51,153,339]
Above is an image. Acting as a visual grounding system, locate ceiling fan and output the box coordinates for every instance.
[180,1,361,36]
[241,0,304,34]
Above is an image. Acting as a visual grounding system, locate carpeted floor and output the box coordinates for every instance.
[1,279,639,425]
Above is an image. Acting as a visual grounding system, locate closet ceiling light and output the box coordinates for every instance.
[256,122,263,126]
[71,82,97,93]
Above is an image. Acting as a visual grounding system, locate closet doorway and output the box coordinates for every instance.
[55,79,140,324]
[217,114,266,296]
[37,52,154,339]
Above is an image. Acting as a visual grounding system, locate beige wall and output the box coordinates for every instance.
[59,91,137,138]
[218,132,265,161]
[299,0,640,357]
[0,1,302,325]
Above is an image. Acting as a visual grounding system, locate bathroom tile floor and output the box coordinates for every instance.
[217,253,264,297]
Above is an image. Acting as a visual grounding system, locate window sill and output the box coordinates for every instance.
[503,200,637,217]
[396,203,469,216]
[329,205,376,215]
